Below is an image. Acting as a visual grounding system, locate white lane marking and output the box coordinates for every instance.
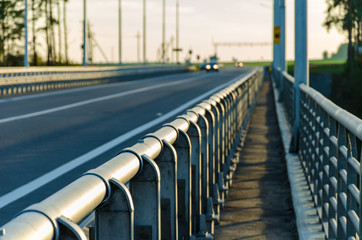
[0,74,208,124]
[0,72,200,104]
[0,71,248,209]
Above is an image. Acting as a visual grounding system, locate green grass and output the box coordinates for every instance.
[286,59,346,74]
[222,59,346,73]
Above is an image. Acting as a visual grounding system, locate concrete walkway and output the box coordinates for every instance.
[214,79,297,239]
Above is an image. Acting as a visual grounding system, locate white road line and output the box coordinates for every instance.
[0,74,207,124]
[0,71,247,209]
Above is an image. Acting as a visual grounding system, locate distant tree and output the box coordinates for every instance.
[0,0,24,66]
[30,0,44,66]
[41,0,58,65]
[323,50,329,59]
[57,0,61,63]
[324,0,362,69]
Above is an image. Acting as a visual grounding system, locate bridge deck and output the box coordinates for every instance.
[214,79,297,239]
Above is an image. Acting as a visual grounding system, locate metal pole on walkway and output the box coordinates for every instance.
[278,0,286,98]
[273,0,281,84]
[290,0,309,152]
[118,0,122,65]
[143,0,146,65]
[82,0,87,66]
[24,0,28,67]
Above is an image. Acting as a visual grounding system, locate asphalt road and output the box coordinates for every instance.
[0,67,254,226]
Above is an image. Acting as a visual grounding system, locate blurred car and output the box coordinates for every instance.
[205,63,219,72]
[235,62,243,67]
[199,62,207,70]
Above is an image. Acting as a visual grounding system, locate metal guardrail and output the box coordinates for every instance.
[0,68,264,240]
[275,69,362,239]
[0,65,189,96]
[281,71,295,124]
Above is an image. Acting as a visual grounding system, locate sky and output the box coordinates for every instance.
[65,0,346,63]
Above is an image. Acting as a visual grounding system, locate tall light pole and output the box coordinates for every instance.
[280,0,286,72]
[273,0,280,75]
[24,0,28,67]
[290,0,309,152]
[162,0,166,63]
[176,0,179,64]
[143,0,146,64]
[82,0,87,66]
[137,31,141,63]
[279,0,286,98]
[118,0,122,65]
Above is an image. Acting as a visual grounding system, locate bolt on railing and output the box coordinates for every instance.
[0,68,264,240]
[273,68,362,239]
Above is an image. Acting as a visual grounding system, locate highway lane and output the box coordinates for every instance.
[0,67,255,226]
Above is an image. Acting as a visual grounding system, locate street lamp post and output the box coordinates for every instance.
[118,0,122,65]
[176,0,179,64]
[24,0,28,67]
[82,0,87,66]
[143,0,146,64]
[162,0,166,63]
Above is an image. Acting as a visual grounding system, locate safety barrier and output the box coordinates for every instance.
[0,68,264,239]
[275,69,362,239]
[0,65,189,96]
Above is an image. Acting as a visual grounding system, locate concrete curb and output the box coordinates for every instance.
[271,80,325,240]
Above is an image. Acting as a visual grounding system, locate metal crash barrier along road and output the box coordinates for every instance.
[0,68,264,240]
[0,65,189,96]
[275,68,362,239]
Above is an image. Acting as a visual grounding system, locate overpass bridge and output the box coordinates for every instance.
[0,63,360,240]
[1,0,361,239]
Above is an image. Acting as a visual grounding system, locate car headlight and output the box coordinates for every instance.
[213,64,219,70]
[206,64,211,70]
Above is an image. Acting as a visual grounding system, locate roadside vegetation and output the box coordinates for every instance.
[0,0,70,66]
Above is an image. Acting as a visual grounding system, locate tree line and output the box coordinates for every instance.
[0,0,69,67]
[324,0,362,70]
[1,1,361,67]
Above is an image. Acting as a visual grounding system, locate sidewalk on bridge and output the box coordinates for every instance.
[214,78,297,239]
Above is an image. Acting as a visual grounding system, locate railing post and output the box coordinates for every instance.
[207,98,223,221]
[210,96,227,207]
[130,155,161,240]
[185,118,202,235]
[346,135,358,238]
[57,216,87,240]
[155,140,178,240]
[321,109,329,226]
[95,178,134,240]
[173,128,192,239]
[337,125,347,239]
[198,103,217,233]
[188,110,209,221]
[220,93,232,192]
[328,118,338,238]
